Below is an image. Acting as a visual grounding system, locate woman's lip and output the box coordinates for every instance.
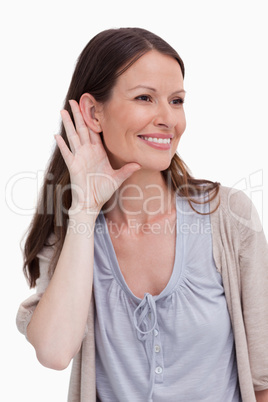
[138,133,174,139]
[138,136,171,150]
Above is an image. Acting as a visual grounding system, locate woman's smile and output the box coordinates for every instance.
[138,134,173,149]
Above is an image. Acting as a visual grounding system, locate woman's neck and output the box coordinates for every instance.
[102,168,176,227]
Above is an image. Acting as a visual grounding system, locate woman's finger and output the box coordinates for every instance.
[88,127,103,145]
[60,109,81,153]
[54,134,74,169]
[69,100,91,145]
[114,163,141,188]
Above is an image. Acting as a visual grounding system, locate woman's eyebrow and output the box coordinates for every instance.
[128,85,186,95]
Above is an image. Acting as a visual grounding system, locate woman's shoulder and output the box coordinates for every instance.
[210,184,263,234]
[216,184,251,206]
[37,233,57,262]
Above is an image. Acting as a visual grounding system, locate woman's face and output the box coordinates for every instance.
[98,50,186,171]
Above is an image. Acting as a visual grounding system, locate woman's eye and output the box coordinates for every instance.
[136,95,151,102]
[171,98,185,105]
[135,95,184,105]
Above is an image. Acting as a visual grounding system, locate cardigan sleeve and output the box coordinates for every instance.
[16,239,90,342]
[16,246,53,340]
[235,191,268,391]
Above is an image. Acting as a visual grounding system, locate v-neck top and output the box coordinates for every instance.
[93,194,241,401]
[17,185,268,401]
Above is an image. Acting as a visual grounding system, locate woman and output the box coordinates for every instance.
[16,28,268,401]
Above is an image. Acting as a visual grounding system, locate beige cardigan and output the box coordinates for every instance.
[16,186,268,402]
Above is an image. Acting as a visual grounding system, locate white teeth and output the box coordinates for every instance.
[140,136,171,144]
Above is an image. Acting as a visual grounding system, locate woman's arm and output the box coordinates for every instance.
[27,211,97,370]
[255,389,268,402]
[26,100,140,370]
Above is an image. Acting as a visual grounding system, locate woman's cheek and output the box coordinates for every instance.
[176,112,186,137]
[132,107,155,128]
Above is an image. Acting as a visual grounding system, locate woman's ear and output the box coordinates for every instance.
[79,93,103,133]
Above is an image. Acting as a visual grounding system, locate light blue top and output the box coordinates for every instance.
[93,194,241,401]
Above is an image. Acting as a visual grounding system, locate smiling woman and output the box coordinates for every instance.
[16,27,268,402]
[79,50,186,172]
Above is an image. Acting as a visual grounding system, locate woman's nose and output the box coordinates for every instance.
[153,102,176,129]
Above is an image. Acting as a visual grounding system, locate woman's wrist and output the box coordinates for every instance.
[67,208,100,238]
[68,202,101,218]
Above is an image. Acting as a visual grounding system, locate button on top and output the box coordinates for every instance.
[155,366,163,374]
[154,329,159,336]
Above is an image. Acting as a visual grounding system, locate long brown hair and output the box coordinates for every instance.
[23,27,220,288]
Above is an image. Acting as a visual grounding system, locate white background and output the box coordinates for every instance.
[1,0,268,401]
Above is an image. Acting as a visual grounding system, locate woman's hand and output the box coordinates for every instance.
[55,99,141,214]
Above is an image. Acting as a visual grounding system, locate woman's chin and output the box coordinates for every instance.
[137,161,172,174]
[107,153,173,173]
